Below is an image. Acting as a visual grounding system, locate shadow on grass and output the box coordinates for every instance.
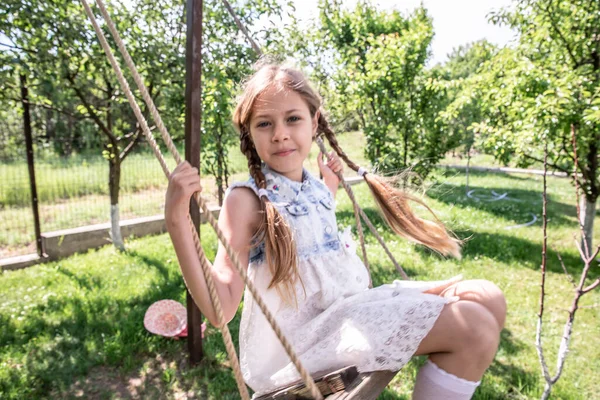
[0,248,240,399]
[55,264,105,291]
[480,330,539,399]
[337,203,595,280]
[428,181,577,228]
[422,229,597,280]
[54,346,237,399]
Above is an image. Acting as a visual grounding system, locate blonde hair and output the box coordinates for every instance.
[232,62,460,300]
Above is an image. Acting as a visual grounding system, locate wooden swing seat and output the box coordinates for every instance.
[326,370,398,400]
[257,367,398,400]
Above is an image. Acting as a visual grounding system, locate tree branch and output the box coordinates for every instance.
[536,138,552,391]
[66,74,115,141]
[0,41,38,55]
[538,1,583,69]
[119,127,141,160]
[535,124,600,400]
[521,153,571,175]
[6,98,84,120]
[554,251,576,288]
[560,133,577,164]
[582,276,600,294]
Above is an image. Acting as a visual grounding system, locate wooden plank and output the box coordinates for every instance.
[185,0,204,365]
[326,371,398,400]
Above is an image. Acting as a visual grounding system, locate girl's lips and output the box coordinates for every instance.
[274,149,295,156]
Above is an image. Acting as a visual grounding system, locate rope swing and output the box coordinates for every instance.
[79,0,323,398]
[79,0,411,397]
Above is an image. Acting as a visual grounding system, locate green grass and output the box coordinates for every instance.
[1,167,599,399]
[0,132,368,207]
[439,152,547,170]
[1,152,176,207]
[1,131,368,257]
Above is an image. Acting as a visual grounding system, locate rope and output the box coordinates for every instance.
[355,200,371,284]
[220,0,263,56]
[79,1,249,397]
[316,138,409,280]
[316,137,369,277]
[81,1,323,398]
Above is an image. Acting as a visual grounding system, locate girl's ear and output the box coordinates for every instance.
[312,111,320,138]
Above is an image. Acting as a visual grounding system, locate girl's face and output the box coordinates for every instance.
[249,85,318,182]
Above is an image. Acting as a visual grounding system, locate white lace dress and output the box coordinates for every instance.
[227,165,457,397]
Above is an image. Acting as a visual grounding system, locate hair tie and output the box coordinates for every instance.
[258,188,269,199]
[357,167,368,177]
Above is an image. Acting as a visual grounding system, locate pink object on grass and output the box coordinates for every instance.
[144,300,207,339]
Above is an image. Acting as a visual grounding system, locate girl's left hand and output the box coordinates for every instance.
[318,151,343,190]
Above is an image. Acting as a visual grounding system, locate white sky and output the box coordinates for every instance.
[284,0,517,65]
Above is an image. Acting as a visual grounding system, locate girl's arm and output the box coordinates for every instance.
[165,162,260,327]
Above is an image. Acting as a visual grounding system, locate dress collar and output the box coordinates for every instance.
[262,164,312,202]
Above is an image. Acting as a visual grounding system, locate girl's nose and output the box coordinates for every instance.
[272,124,290,142]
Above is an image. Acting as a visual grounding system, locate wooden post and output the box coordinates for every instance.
[20,73,44,258]
[185,0,204,364]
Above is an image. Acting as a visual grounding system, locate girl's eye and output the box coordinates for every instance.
[288,116,300,122]
[256,121,270,128]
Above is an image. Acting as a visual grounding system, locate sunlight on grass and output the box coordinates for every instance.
[1,142,598,399]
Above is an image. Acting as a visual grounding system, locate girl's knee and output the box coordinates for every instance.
[416,300,499,364]
[442,279,507,329]
[454,301,501,366]
[475,279,507,329]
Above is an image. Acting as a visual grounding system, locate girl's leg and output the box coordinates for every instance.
[414,300,501,381]
[411,300,502,399]
[439,279,507,329]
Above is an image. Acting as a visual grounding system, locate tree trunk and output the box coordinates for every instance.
[45,108,55,142]
[20,73,44,257]
[466,148,471,193]
[65,114,73,157]
[403,128,409,169]
[579,196,596,257]
[108,156,124,250]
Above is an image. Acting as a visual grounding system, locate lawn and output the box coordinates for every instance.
[1,164,598,399]
[1,131,369,257]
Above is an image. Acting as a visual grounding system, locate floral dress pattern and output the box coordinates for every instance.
[226,165,457,397]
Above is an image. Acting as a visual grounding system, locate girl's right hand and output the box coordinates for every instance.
[165,162,202,222]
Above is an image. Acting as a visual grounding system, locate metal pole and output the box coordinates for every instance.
[185,0,204,364]
[20,73,44,258]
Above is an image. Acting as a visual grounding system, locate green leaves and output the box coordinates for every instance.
[290,1,450,178]
[451,0,599,201]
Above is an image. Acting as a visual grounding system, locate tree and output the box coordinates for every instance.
[200,0,285,205]
[454,0,599,252]
[286,1,456,179]
[440,40,497,189]
[1,0,186,249]
[2,0,289,247]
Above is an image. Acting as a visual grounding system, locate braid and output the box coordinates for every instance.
[317,113,360,172]
[316,112,461,258]
[239,128,301,304]
[240,127,265,186]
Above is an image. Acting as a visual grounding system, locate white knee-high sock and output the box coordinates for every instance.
[412,360,481,400]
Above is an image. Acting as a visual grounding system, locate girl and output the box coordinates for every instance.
[165,63,506,399]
